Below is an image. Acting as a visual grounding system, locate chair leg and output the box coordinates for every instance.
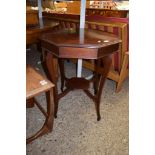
[116,53,129,93]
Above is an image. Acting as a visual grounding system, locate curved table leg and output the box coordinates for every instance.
[44,52,59,118]
[58,58,65,92]
[84,55,112,121]
[26,90,54,144]
[95,55,112,121]
[93,59,101,95]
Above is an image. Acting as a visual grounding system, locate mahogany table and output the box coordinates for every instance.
[40,28,121,121]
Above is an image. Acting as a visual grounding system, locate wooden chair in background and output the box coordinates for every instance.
[116,52,129,92]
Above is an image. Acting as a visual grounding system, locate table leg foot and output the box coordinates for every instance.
[97,116,101,121]
[85,56,112,121]
[95,101,101,121]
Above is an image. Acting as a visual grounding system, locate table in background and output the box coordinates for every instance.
[26,18,59,45]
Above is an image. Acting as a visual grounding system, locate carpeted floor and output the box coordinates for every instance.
[26,46,129,155]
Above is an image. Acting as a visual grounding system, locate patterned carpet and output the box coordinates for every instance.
[26,46,129,155]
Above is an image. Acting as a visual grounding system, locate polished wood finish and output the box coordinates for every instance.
[42,15,129,92]
[41,28,120,58]
[86,8,129,18]
[26,65,55,144]
[40,28,121,121]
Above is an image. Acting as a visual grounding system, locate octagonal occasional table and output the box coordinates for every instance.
[40,28,121,121]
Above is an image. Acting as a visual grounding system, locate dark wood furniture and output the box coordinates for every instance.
[42,13,129,92]
[26,18,59,45]
[26,18,59,79]
[40,28,121,121]
[86,8,129,18]
[26,65,55,144]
